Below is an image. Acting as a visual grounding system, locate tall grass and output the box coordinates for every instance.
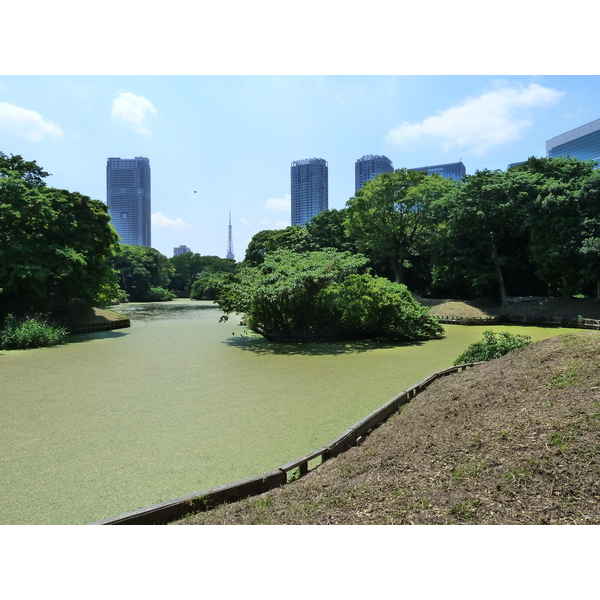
[0,314,68,350]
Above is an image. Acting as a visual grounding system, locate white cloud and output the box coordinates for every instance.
[386,83,564,155]
[240,217,253,227]
[111,91,157,134]
[0,101,63,141]
[152,211,193,230]
[265,193,290,211]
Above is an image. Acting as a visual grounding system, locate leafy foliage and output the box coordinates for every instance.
[0,153,120,319]
[190,271,230,300]
[109,244,174,302]
[453,330,532,365]
[217,249,443,341]
[243,226,316,266]
[345,169,455,284]
[1,314,67,350]
[169,252,236,296]
[317,273,444,341]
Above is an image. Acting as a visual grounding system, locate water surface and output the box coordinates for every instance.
[0,299,582,524]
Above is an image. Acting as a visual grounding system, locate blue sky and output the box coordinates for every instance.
[2,75,599,260]
[1,3,598,262]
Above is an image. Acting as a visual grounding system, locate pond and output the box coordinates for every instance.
[0,299,582,524]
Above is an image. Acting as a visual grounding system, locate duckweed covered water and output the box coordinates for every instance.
[0,299,581,524]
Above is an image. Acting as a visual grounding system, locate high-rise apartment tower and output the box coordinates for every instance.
[546,118,600,164]
[290,158,328,226]
[106,156,151,247]
[355,155,394,192]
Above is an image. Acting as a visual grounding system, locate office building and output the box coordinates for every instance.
[546,118,600,165]
[408,161,466,181]
[173,245,192,256]
[355,154,394,192]
[106,157,151,247]
[290,158,328,226]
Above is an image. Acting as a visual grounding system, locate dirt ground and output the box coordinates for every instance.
[174,298,600,525]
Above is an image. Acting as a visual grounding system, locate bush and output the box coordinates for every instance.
[146,287,175,301]
[1,314,68,350]
[217,249,444,342]
[453,330,532,365]
[316,273,444,341]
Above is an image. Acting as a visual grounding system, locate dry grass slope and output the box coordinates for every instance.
[174,331,600,525]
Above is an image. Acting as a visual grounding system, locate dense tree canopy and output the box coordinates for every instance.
[306,208,357,254]
[243,226,315,266]
[0,153,120,318]
[345,169,455,284]
[169,251,236,296]
[430,168,536,304]
[515,157,599,296]
[217,249,443,341]
[109,244,174,302]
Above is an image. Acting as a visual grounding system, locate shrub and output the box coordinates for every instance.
[217,249,444,341]
[146,286,175,301]
[316,273,444,341]
[453,329,532,365]
[1,314,68,350]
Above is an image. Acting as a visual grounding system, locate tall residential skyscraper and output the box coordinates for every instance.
[290,158,328,226]
[355,154,394,192]
[408,161,466,182]
[546,118,600,164]
[106,156,151,247]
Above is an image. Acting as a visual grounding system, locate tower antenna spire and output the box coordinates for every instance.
[226,210,235,260]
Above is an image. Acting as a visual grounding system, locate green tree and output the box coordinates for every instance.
[0,155,120,319]
[317,273,444,341]
[110,245,174,301]
[217,249,443,341]
[513,157,598,296]
[218,249,370,332]
[0,151,50,186]
[431,169,535,305]
[577,168,600,298]
[345,169,455,284]
[306,208,357,253]
[243,226,315,266]
[169,252,235,296]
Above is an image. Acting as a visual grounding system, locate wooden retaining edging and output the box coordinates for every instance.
[68,319,130,335]
[435,314,600,330]
[89,362,480,525]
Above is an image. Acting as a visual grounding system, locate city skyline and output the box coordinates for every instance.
[2,76,600,259]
